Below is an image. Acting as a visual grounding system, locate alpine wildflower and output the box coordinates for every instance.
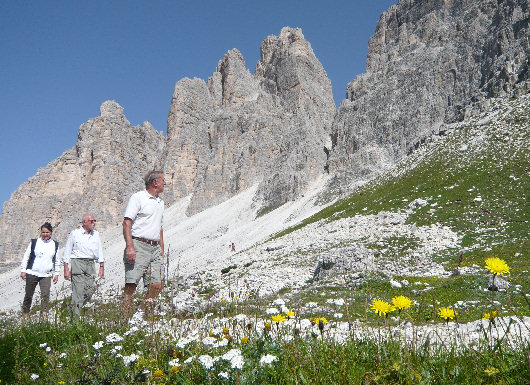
[370,299,396,317]
[392,295,412,311]
[260,354,278,366]
[438,307,456,322]
[153,369,164,379]
[92,341,104,350]
[485,257,510,275]
[285,310,296,318]
[171,366,180,374]
[483,311,498,323]
[271,314,287,325]
[311,317,329,325]
[241,336,249,344]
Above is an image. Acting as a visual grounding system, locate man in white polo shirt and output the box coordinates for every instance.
[122,170,166,314]
[63,213,105,318]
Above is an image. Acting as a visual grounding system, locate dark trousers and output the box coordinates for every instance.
[22,274,51,314]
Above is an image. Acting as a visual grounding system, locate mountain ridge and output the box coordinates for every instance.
[0,0,528,262]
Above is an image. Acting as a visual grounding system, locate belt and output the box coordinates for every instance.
[132,236,159,246]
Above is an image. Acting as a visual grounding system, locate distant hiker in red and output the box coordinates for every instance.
[20,222,60,319]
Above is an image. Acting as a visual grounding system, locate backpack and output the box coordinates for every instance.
[26,238,59,271]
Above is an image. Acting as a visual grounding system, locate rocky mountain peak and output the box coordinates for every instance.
[214,48,259,106]
[99,100,125,117]
[163,27,335,214]
[256,27,335,124]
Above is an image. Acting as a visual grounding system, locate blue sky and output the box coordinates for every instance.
[0,0,396,211]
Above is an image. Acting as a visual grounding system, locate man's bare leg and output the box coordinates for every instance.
[123,283,137,316]
[140,282,163,313]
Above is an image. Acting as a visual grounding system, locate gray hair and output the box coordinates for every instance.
[144,171,164,188]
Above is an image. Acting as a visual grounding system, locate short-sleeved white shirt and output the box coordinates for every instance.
[124,189,164,241]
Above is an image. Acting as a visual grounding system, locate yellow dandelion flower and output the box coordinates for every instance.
[241,336,249,344]
[483,311,498,321]
[153,369,164,379]
[244,292,249,297]
[221,297,227,302]
[171,365,179,374]
[43,362,47,367]
[392,295,412,310]
[271,314,287,324]
[485,257,510,275]
[209,329,214,337]
[222,327,229,335]
[438,307,456,321]
[58,382,65,385]
[370,299,396,316]
[311,317,329,325]
[264,322,271,331]
[285,310,296,318]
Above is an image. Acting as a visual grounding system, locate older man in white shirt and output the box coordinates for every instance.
[122,170,165,315]
[63,213,104,318]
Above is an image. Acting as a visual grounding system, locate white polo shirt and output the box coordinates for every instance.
[124,189,164,241]
[62,227,104,264]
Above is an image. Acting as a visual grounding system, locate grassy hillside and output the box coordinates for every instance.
[275,95,529,320]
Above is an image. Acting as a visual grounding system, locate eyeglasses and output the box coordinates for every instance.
[86,220,96,223]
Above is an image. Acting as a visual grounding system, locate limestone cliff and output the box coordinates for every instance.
[163,27,336,214]
[328,0,529,185]
[0,101,164,260]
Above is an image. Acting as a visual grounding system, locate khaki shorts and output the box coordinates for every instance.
[124,239,164,285]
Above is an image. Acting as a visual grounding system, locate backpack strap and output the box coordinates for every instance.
[53,240,59,267]
[26,238,38,270]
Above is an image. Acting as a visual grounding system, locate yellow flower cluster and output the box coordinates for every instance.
[485,257,510,275]
[311,317,328,325]
[483,311,498,321]
[285,310,296,318]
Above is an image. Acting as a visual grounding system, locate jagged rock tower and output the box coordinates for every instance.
[162,27,336,214]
